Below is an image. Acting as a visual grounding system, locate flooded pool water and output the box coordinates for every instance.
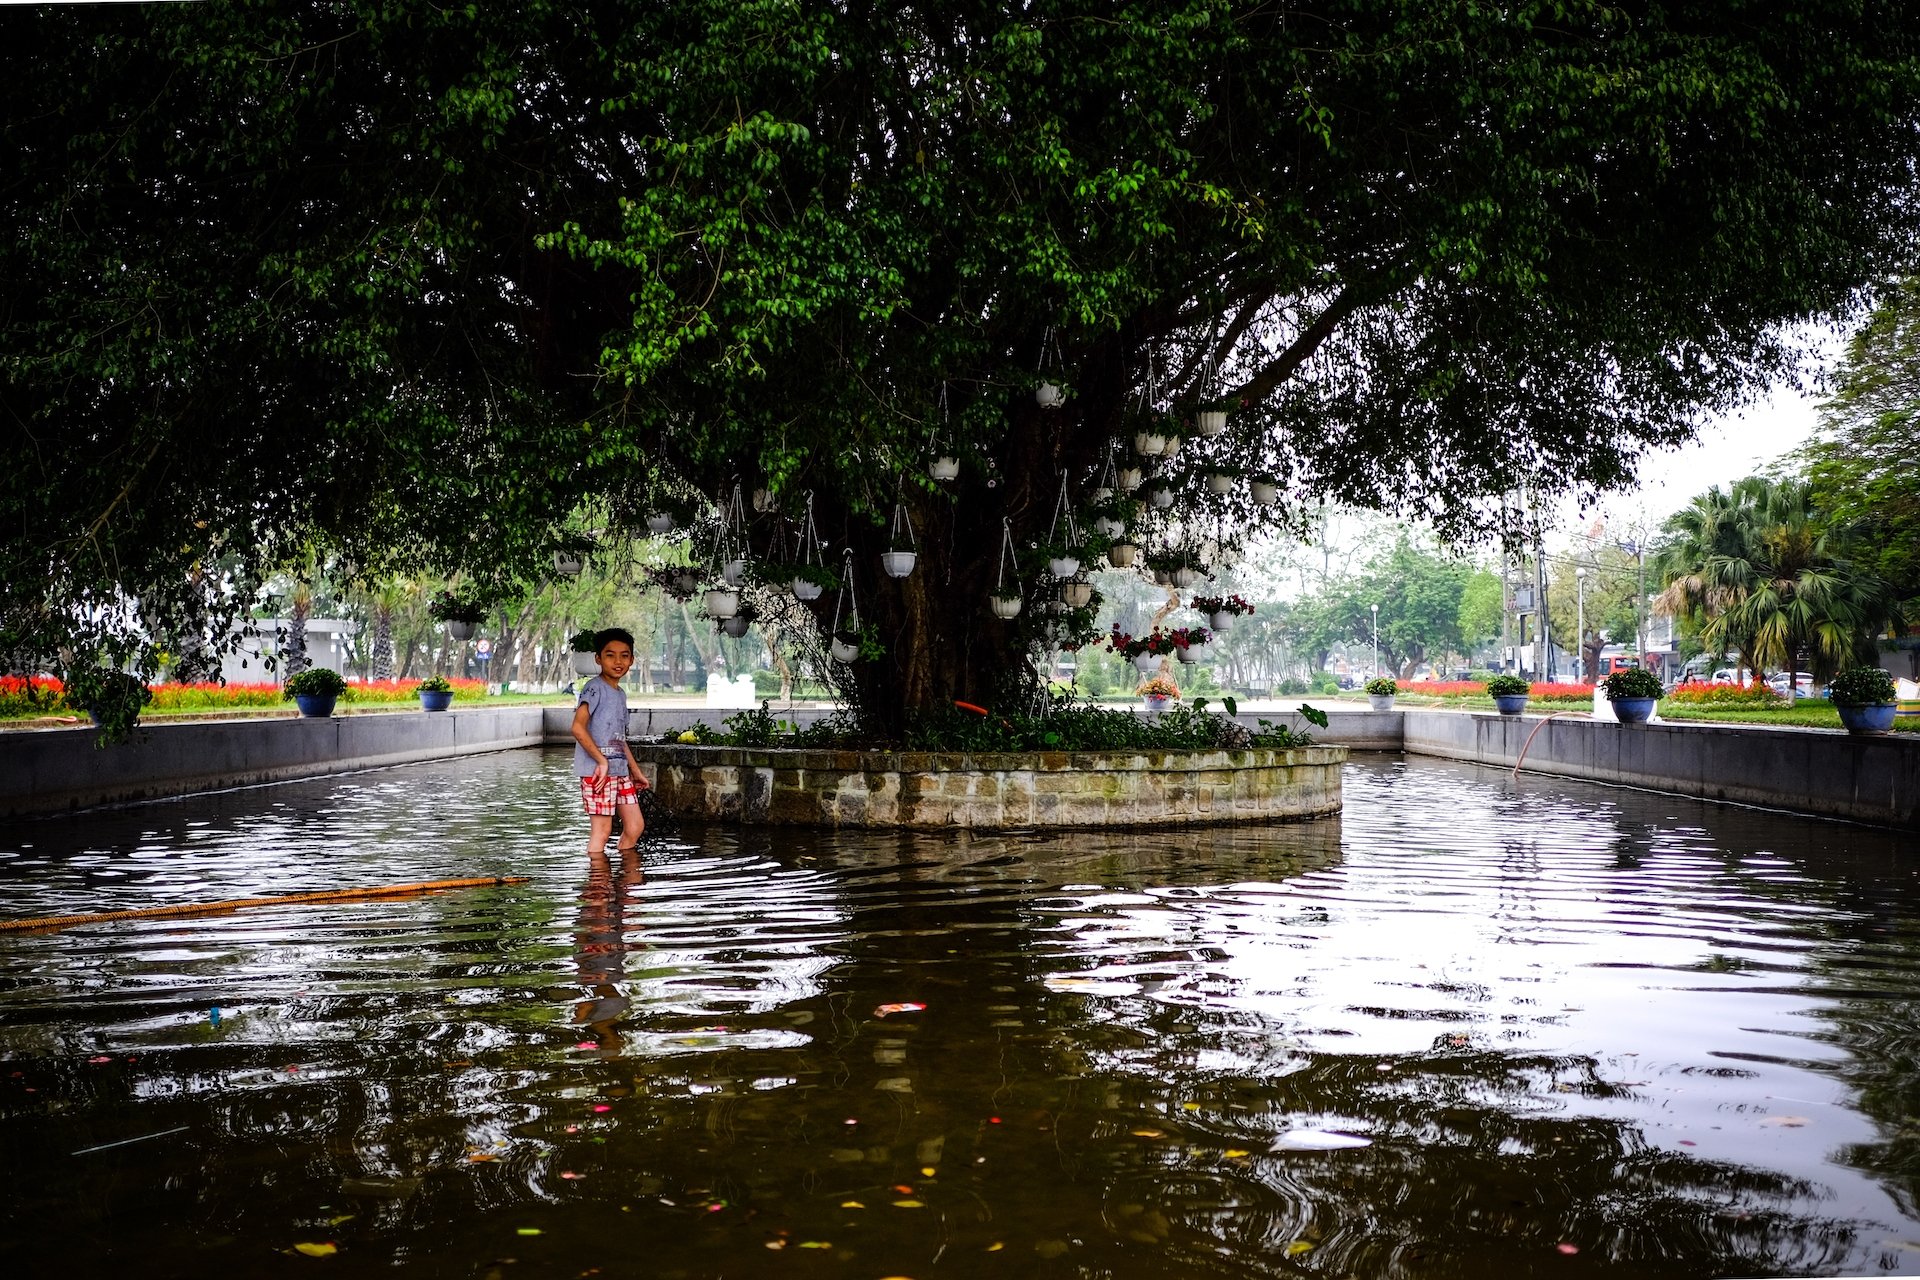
[2,750,1918,1279]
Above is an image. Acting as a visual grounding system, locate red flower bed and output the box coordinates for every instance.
[0,675,66,717]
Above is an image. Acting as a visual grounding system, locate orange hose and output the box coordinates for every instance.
[1513,711,1579,779]
[0,876,530,934]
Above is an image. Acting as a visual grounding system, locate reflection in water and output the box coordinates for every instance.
[0,751,1916,1278]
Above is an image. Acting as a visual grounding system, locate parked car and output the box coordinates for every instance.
[1766,672,1815,697]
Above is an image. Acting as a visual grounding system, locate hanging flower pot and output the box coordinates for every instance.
[1061,578,1094,608]
[1132,652,1160,674]
[989,592,1023,619]
[1036,381,1066,408]
[752,487,774,513]
[570,649,602,677]
[881,550,917,578]
[1118,465,1145,491]
[1147,483,1175,510]
[672,570,700,596]
[1133,430,1168,456]
[722,557,748,587]
[1152,567,1173,586]
[1160,433,1182,459]
[1249,480,1280,506]
[1176,644,1199,665]
[882,499,919,579]
[1210,611,1235,632]
[929,456,960,481]
[792,577,824,601]
[1171,565,1200,588]
[1092,515,1125,539]
[553,551,584,576]
[1206,472,1235,495]
[830,634,861,664]
[1107,541,1139,568]
[1090,486,1114,504]
[447,620,476,641]
[721,613,753,639]
[1195,407,1229,437]
[645,512,676,534]
[703,588,739,620]
[1046,553,1080,578]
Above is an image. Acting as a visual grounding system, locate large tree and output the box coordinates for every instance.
[7,1,1920,732]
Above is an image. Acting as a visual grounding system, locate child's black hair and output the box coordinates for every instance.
[595,627,636,654]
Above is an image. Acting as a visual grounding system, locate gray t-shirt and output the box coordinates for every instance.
[574,677,630,777]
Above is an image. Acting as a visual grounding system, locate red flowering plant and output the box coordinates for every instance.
[1189,593,1254,617]
[1168,625,1212,649]
[1107,626,1180,659]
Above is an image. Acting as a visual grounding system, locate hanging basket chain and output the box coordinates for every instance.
[995,517,1017,596]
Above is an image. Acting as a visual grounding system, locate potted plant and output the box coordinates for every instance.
[285,666,347,718]
[989,590,1023,619]
[1133,423,1169,456]
[830,626,862,664]
[1248,475,1281,507]
[1158,424,1185,459]
[1192,593,1254,633]
[1828,666,1898,735]
[1365,676,1398,711]
[1170,559,1203,589]
[1107,539,1140,568]
[929,454,961,481]
[417,675,455,712]
[67,667,152,738]
[1145,478,1176,509]
[1173,626,1214,664]
[720,605,755,639]
[1036,379,1066,408]
[1109,627,1177,674]
[722,555,750,587]
[553,550,584,577]
[1204,464,1242,495]
[1043,543,1083,579]
[428,590,486,641]
[1136,672,1180,713]
[1194,397,1233,438]
[1485,673,1531,715]
[1060,575,1095,609]
[1117,464,1145,492]
[1600,667,1663,724]
[559,629,598,676]
[789,561,835,602]
[702,584,741,620]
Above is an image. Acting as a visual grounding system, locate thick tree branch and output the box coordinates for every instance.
[1229,285,1371,406]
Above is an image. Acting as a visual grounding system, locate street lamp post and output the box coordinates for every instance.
[1575,567,1587,682]
[1371,603,1380,680]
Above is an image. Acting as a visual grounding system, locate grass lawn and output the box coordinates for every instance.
[1655,702,1919,733]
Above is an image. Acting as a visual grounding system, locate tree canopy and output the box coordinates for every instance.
[7,1,1920,728]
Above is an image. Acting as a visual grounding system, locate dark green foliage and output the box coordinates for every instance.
[1601,668,1664,700]
[1827,666,1897,706]
[284,668,347,700]
[64,668,151,744]
[1485,674,1532,697]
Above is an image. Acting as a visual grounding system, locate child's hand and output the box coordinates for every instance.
[592,760,609,784]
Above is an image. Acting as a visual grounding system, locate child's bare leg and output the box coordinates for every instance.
[615,801,644,851]
[587,813,614,854]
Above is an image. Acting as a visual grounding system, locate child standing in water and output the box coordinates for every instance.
[570,628,647,854]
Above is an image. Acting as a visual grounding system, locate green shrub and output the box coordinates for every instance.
[1828,666,1896,705]
[1309,672,1338,695]
[1485,674,1530,697]
[1277,677,1308,696]
[1601,668,1663,700]
[417,676,453,693]
[284,667,347,699]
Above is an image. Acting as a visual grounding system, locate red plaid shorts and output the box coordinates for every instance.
[579,773,644,816]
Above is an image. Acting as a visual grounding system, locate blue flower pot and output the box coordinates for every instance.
[1836,703,1896,735]
[293,693,338,719]
[1492,694,1529,715]
[1610,696,1657,724]
[419,690,454,712]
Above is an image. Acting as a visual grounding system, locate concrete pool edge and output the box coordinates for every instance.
[0,704,1911,830]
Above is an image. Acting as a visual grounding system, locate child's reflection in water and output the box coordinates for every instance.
[574,845,642,1053]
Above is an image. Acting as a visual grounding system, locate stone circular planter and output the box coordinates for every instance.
[293,693,337,719]
[1835,703,1897,735]
[570,650,601,676]
[1610,696,1657,724]
[418,690,454,712]
[1492,694,1530,715]
[629,742,1348,829]
[1368,694,1395,712]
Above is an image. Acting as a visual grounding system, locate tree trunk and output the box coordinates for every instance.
[284,590,311,677]
[370,604,394,681]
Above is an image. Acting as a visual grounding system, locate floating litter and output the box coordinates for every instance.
[1269,1129,1372,1152]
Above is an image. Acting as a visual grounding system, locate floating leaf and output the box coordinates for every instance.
[1223,1149,1251,1158]
[293,1242,337,1257]
[841,1201,865,1209]
[468,1154,497,1163]
[986,1243,1004,1252]
[1556,1243,1579,1255]
[1130,1128,1165,1138]
[516,1228,543,1237]
[1286,1241,1314,1256]
[798,1241,832,1249]
[874,1003,926,1017]
[892,1199,926,1209]
[1269,1130,1372,1152]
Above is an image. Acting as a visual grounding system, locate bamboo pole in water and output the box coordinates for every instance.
[0,876,531,934]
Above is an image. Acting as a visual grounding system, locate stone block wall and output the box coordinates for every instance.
[630,744,1349,829]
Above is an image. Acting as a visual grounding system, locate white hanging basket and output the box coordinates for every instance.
[929,456,960,481]
[1107,542,1139,568]
[1132,652,1160,674]
[1047,555,1080,578]
[1147,485,1175,510]
[1176,644,1199,665]
[720,614,752,638]
[1118,466,1144,491]
[1061,580,1094,608]
[1209,611,1234,632]
[645,512,675,534]
[1171,566,1199,589]
[1250,481,1280,506]
[722,558,748,587]
[553,552,584,576]
[1092,516,1125,539]
[792,578,824,601]
[1206,472,1235,495]
[1133,431,1168,456]
[989,593,1023,619]
[1160,434,1182,459]
[703,588,739,619]
[830,637,861,664]
[570,650,601,676]
[752,488,774,512]
[447,620,476,641]
[881,550,917,578]
[1036,381,1065,408]
[1090,486,1114,504]
[1196,409,1229,437]
[672,570,700,596]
